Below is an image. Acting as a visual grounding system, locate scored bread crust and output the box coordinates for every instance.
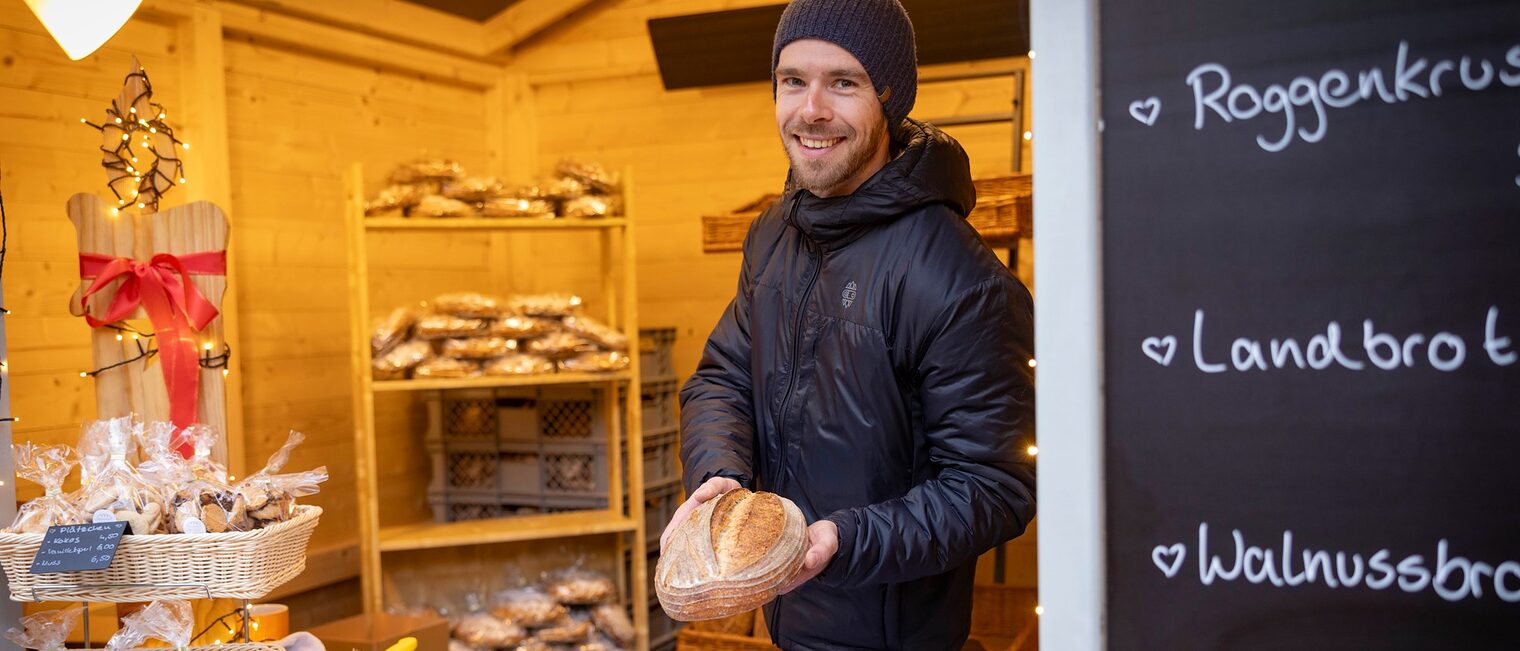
[655,488,806,621]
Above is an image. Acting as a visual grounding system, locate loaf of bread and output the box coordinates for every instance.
[654,488,806,621]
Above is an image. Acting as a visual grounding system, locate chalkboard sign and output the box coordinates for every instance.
[1100,0,1520,647]
[29,522,127,574]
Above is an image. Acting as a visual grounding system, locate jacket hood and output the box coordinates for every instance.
[786,118,977,247]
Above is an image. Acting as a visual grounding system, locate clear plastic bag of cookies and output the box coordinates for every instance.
[430,293,504,319]
[508,293,583,318]
[414,195,474,219]
[579,632,627,651]
[234,430,329,529]
[105,601,193,651]
[441,337,515,360]
[373,306,418,354]
[534,616,592,644]
[416,314,488,339]
[483,353,556,377]
[5,607,81,651]
[543,176,588,201]
[561,316,628,351]
[74,416,165,535]
[7,443,84,534]
[544,568,616,606]
[558,352,629,374]
[144,424,252,534]
[490,587,567,628]
[527,332,596,358]
[444,177,506,202]
[413,357,481,379]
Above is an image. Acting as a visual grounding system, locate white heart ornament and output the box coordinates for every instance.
[1129,97,1161,126]
[1152,543,1186,578]
[1141,336,1177,366]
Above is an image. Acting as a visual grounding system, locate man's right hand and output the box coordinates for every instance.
[660,476,742,553]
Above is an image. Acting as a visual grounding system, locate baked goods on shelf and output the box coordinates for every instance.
[363,157,621,220]
[655,488,807,621]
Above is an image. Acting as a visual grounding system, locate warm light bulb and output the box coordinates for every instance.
[157,112,165,119]
[178,177,186,184]
[115,334,123,341]
[114,117,122,124]
[79,371,88,378]
[1027,445,1039,457]
[120,133,128,141]
[202,342,213,351]
[137,202,145,208]
[1023,131,1033,141]
[1027,358,1037,368]
[109,207,119,216]
[148,127,156,133]
[1034,605,1043,616]
[79,117,87,123]
[181,142,190,150]
[131,333,139,340]
[1028,50,1037,60]
[222,368,230,377]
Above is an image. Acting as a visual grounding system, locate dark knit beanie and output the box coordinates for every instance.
[771,0,918,126]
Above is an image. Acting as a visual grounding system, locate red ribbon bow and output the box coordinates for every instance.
[79,250,226,456]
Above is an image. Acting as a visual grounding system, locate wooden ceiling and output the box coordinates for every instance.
[400,0,523,22]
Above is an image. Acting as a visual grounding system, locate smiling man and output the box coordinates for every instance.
[667,1,1037,649]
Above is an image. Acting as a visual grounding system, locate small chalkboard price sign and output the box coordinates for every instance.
[29,522,128,574]
[1100,0,1520,648]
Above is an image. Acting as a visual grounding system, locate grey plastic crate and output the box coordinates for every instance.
[425,488,607,523]
[641,378,679,432]
[643,481,683,552]
[425,387,609,444]
[639,327,677,380]
[642,427,680,489]
[427,437,612,499]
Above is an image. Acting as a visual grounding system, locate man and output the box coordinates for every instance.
[665,0,1036,648]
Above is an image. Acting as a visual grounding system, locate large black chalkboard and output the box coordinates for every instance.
[1100,1,1520,647]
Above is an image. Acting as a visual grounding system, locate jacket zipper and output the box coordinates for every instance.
[772,192,817,643]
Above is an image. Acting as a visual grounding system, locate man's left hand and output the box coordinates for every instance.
[778,519,839,594]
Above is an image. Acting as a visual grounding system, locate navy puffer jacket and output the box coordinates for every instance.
[680,118,1036,651]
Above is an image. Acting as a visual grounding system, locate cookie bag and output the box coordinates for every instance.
[543,567,616,606]
[149,425,250,534]
[74,416,165,535]
[5,608,82,651]
[234,430,329,528]
[7,443,85,533]
[105,600,193,651]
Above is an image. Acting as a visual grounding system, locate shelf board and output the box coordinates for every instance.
[379,510,638,552]
[373,370,631,392]
[364,217,627,231]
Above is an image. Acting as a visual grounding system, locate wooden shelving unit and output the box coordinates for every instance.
[343,164,649,649]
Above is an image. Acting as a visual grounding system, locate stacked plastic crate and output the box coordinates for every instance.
[425,386,613,520]
[634,327,683,650]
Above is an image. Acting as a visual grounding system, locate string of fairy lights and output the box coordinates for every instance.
[79,66,189,214]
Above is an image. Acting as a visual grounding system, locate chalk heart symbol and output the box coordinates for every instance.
[1141,336,1177,366]
[1129,97,1160,126]
[1152,543,1186,579]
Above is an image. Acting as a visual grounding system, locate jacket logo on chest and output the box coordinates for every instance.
[841,281,858,308]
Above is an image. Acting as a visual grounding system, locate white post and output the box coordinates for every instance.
[1031,0,1105,649]
[0,280,21,636]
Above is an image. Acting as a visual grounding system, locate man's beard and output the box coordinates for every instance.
[783,119,887,196]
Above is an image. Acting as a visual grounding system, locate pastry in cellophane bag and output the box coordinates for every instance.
[560,316,627,351]
[544,568,616,606]
[415,314,487,340]
[488,315,552,339]
[443,177,506,202]
[233,430,329,529]
[441,337,515,361]
[6,443,84,534]
[392,159,464,185]
[561,195,613,219]
[73,416,165,535]
[490,587,566,628]
[105,600,193,651]
[413,357,481,379]
[414,195,474,219]
[4,607,81,651]
[556,159,620,195]
[508,294,582,318]
[533,615,592,644]
[483,353,556,377]
[365,184,426,216]
[527,332,595,358]
[480,197,554,218]
[451,612,526,649]
[143,424,254,534]
[430,293,505,319]
[558,351,630,374]
[590,604,635,647]
[373,306,418,355]
[374,339,433,380]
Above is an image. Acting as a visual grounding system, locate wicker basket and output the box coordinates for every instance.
[677,628,779,651]
[0,506,322,602]
[129,646,281,651]
[968,175,1033,244]
[701,194,781,254]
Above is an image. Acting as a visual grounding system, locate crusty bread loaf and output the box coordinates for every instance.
[655,488,806,621]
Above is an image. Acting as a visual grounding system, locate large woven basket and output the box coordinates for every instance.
[0,506,321,602]
[968,174,1033,244]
